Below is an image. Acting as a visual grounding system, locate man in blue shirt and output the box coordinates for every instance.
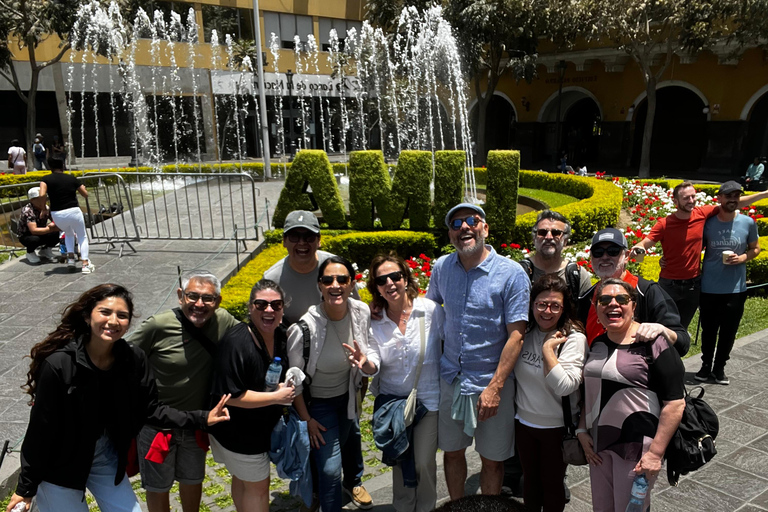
[426,202,530,500]
[696,181,760,385]
[741,156,765,191]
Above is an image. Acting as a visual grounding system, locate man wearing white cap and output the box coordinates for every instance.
[426,202,530,500]
[17,187,60,264]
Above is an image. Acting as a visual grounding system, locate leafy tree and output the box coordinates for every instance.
[583,0,768,177]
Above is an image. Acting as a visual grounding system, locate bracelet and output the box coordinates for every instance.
[575,428,589,435]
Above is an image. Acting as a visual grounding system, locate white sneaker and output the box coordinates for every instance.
[67,258,77,269]
[39,247,55,260]
[82,263,95,274]
[26,252,41,264]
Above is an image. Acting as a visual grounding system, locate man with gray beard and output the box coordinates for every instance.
[577,228,690,356]
[426,203,530,500]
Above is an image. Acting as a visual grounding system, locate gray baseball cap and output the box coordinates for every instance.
[284,210,320,234]
[717,180,742,195]
[591,228,628,249]
[445,202,486,228]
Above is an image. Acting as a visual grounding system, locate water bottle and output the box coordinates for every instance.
[11,502,27,512]
[625,473,648,512]
[265,357,282,392]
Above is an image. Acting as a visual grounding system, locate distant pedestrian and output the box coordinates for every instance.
[33,134,48,170]
[51,135,66,165]
[17,187,60,264]
[741,156,765,191]
[8,139,26,174]
[39,158,93,273]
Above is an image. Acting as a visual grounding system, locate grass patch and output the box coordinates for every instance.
[205,455,218,467]
[364,456,380,466]
[215,468,230,478]
[360,419,374,444]
[685,295,768,359]
[203,483,225,496]
[214,494,234,508]
[362,473,374,483]
[269,478,284,491]
[518,187,579,208]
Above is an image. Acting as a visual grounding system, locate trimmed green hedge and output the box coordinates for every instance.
[273,150,346,229]
[433,151,465,228]
[348,151,396,229]
[484,151,520,241]
[391,151,432,231]
[220,244,288,320]
[322,231,438,267]
[747,237,768,285]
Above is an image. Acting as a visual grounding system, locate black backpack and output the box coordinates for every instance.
[518,258,582,302]
[664,386,719,486]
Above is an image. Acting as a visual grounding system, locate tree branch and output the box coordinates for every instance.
[4,62,28,104]
[38,42,71,70]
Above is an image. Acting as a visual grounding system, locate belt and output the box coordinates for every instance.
[659,277,700,286]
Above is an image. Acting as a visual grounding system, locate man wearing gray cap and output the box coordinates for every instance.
[263,210,370,510]
[426,202,530,500]
[578,228,690,356]
[696,181,760,385]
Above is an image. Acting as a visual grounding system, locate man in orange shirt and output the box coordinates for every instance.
[632,182,768,329]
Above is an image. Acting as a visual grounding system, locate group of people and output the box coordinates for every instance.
[8,179,764,512]
[7,135,66,174]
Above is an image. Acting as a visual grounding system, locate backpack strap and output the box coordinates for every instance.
[297,319,312,384]
[565,261,582,304]
[518,258,534,281]
[173,307,217,357]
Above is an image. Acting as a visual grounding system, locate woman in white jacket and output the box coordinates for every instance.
[514,273,587,512]
[287,255,377,512]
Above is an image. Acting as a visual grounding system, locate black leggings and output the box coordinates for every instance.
[515,420,568,512]
[699,291,748,371]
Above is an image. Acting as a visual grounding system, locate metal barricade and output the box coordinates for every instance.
[88,172,261,242]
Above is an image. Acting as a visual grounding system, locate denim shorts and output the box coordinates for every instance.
[137,425,206,492]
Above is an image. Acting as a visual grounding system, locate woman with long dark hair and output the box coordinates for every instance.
[6,284,230,512]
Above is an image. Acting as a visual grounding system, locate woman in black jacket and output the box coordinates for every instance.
[6,284,231,512]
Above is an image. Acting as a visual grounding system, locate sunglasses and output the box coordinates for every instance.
[534,301,562,313]
[536,228,564,238]
[591,245,624,258]
[596,294,633,306]
[286,231,318,244]
[252,299,284,311]
[184,292,218,304]
[320,274,350,285]
[449,215,482,231]
[374,271,404,287]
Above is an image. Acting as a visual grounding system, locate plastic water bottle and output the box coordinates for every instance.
[625,473,648,512]
[11,502,27,512]
[265,357,282,392]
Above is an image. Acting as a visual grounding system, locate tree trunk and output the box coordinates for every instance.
[638,75,657,179]
[25,68,40,170]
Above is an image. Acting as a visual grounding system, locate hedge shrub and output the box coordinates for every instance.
[747,237,768,285]
[348,151,396,229]
[272,150,346,229]
[263,229,356,246]
[484,151,520,241]
[220,244,288,320]
[433,151,465,229]
[321,231,438,270]
[391,151,432,231]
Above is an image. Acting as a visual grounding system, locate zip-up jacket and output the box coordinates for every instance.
[16,336,207,497]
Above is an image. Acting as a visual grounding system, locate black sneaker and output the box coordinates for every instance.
[694,365,712,382]
[713,369,730,385]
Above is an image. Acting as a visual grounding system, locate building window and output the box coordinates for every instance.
[318,18,362,51]
[263,12,312,50]
[202,5,255,43]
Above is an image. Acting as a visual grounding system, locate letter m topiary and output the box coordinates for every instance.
[273,150,347,229]
[484,150,520,241]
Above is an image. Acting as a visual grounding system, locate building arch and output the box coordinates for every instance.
[468,91,519,122]
[469,92,518,153]
[538,87,603,123]
[741,84,768,121]
[626,80,711,122]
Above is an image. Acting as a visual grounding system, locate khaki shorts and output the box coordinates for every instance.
[210,435,270,483]
[437,377,516,461]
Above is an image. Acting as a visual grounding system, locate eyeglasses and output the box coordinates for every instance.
[251,299,284,311]
[449,216,482,231]
[320,274,350,285]
[591,246,624,258]
[285,231,318,244]
[374,271,404,286]
[596,294,633,306]
[534,301,562,314]
[536,228,564,238]
[184,292,218,304]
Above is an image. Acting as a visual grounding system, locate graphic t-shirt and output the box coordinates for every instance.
[701,213,758,294]
[648,205,718,280]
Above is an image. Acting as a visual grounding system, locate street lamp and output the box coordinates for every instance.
[285,69,295,161]
[554,59,567,168]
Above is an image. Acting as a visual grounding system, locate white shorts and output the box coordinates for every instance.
[209,435,270,482]
[437,377,516,461]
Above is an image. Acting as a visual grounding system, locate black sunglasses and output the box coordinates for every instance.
[374,271,404,287]
[320,274,350,285]
[252,299,284,311]
[536,228,564,238]
[450,216,482,231]
[596,294,633,306]
[591,245,624,258]
[286,231,318,244]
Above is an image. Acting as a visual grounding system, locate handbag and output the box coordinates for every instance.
[558,342,587,466]
[403,313,426,427]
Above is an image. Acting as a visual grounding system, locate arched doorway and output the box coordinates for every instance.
[742,92,768,169]
[631,86,707,173]
[470,94,516,152]
[538,88,602,166]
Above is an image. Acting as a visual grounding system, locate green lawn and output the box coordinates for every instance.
[518,187,579,208]
[685,295,768,359]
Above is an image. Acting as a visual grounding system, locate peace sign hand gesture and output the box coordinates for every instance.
[342,340,376,374]
[206,393,231,426]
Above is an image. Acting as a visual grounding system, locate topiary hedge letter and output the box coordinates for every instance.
[348,150,432,230]
[485,150,520,241]
[273,150,347,229]
[434,151,465,229]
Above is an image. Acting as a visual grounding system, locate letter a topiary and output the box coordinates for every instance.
[434,151,465,228]
[273,150,347,229]
[485,150,520,241]
[391,151,432,230]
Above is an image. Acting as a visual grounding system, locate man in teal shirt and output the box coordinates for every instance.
[741,156,765,191]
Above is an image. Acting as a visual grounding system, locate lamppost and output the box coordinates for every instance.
[285,69,296,161]
[554,59,567,168]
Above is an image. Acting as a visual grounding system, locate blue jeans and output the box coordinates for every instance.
[309,393,356,512]
[341,411,364,490]
[36,435,142,512]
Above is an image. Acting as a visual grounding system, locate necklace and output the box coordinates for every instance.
[387,302,413,326]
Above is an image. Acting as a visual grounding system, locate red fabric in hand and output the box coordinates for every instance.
[144,432,172,463]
